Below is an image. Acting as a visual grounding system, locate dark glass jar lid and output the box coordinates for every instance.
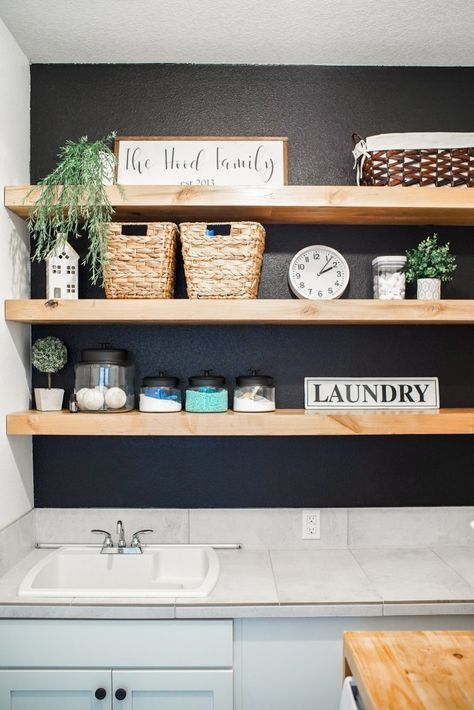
[143,374,179,387]
[236,373,274,387]
[189,370,226,387]
[81,346,129,364]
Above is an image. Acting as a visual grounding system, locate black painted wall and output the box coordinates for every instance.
[31,65,474,508]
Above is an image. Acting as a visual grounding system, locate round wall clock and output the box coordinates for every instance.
[288,245,350,300]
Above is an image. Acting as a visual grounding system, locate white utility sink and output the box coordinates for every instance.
[18,546,220,598]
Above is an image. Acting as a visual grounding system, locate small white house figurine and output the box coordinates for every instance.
[46,241,79,299]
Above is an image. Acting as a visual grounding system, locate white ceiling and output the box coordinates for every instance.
[0,0,473,65]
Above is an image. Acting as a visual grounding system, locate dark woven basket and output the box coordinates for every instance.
[353,133,474,187]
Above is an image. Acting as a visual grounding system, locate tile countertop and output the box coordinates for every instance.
[0,547,474,619]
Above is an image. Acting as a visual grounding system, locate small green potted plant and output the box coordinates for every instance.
[405,234,457,300]
[32,337,68,411]
[28,133,117,286]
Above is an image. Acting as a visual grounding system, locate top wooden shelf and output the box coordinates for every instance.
[5,185,474,224]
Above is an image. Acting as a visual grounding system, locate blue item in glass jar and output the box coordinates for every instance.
[140,374,182,413]
[144,387,179,400]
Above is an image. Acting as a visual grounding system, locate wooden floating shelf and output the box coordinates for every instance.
[6,184,474,225]
[6,409,474,436]
[5,299,474,325]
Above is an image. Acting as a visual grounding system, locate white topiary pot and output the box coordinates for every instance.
[417,278,441,300]
[34,388,64,411]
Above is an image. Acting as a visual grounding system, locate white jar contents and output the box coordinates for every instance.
[76,386,128,411]
[139,393,181,412]
[105,386,128,409]
[233,392,275,412]
[372,256,407,300]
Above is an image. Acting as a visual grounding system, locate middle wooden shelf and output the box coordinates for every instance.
[5,299,474,325]
[6,408,474,436]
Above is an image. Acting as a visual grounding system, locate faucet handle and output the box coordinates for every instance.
[131,529,154,547]
[91,529,113,547]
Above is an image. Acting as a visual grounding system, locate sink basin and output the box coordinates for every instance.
[18,546,220,598]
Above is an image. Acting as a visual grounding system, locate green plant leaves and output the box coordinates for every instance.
[32,336,68,374]
[405,233,457,283]
[27,133,117,285]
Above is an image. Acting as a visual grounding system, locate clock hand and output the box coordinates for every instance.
[317,257,332,276]
[319,265,337,276]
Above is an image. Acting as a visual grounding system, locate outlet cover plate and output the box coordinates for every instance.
[302,510,321,540]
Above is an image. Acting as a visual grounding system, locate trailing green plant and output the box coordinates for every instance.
[32,337,68,389]
[27,133,117,285]
[405,234,457,283]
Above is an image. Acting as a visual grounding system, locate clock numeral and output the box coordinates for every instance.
[335,281,340,286]
[313,253,320,260]
[305,256,309,263]
[300,282,305,288]
[307,288,312,295]
[328,287,333,295]
[299,264,305,270]
[318,290,323,297]
[333,261,338,267]
[337,271,341,277]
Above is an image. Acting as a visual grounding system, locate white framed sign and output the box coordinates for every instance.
[115,136,288,186]
[304,377,439,410]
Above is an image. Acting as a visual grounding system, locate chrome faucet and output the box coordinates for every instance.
[91,521,153,554]
[116,520,126,549]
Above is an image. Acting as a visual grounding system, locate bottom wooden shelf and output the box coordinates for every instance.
[6,408,474,436]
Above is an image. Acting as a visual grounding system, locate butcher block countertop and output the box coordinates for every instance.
[344,631,474,710]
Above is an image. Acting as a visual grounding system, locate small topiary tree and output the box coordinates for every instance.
[405,234,457,283]
[32,337,68,389]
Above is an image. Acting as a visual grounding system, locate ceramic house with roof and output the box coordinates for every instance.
[46,241,79,299]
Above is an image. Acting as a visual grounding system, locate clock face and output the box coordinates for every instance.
[288,245,350,300]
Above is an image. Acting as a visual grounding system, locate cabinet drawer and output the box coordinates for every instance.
[0,620,233,668]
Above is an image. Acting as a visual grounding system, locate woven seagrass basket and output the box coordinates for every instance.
[104,222,178,299]
[353,132,474,187]
[180,222,266,299]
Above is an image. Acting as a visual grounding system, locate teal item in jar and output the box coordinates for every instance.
[186,372,228,413]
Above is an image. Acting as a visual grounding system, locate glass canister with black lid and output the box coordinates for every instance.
[185,371,228,413]
[75,345,134,412]
[234,370,275,412]
[140,372,182,412]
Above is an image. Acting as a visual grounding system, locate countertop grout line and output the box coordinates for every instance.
[429,546,474,594]
[345,547,385,607]
[267,549,282,607]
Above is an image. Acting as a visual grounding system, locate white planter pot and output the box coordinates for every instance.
[34,388,64,411]
[417,278,441,300]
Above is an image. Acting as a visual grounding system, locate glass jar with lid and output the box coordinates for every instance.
[372,256,407,300]
[185,371,228,413]
[75,345,134,412]
[140,373,182,412]
[234,371,275,412]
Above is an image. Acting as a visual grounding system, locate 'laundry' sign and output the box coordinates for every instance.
[115,136,288,186]
[304,378,439,410]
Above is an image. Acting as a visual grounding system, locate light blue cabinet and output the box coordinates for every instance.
[113,670,233,709]
[0,669,111,709]
[0,621,233,710]
[0,669,233,710]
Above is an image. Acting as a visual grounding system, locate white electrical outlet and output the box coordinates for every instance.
[302,510,321,539]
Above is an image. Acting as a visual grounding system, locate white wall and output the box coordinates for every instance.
[0,17,32,530]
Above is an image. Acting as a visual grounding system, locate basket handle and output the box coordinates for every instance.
[205,223,232,236]
[121,224,148,236]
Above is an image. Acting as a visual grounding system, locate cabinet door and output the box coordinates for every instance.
[0,670,112,710]
[112,670,233,710]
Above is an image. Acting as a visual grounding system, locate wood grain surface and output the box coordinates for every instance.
[344,631,474,710]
